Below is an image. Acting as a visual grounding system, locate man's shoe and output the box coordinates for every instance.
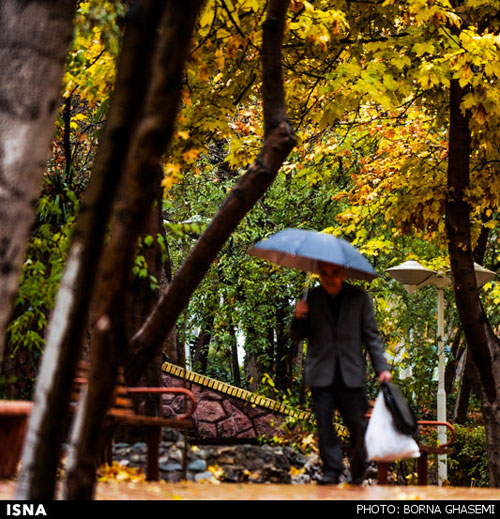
[349,473,366,485]
[350,464,368,485]
[318,473,340,485]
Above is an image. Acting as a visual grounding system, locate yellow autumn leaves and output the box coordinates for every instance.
[97,462,146,484]
[62,1,123,106]
[96,460,307,484]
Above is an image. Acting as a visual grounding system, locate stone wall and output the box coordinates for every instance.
[160,362,312,441]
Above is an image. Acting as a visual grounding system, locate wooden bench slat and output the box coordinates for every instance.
[0,401,33,416]
[112,396,134,409]
[108,411,193,429]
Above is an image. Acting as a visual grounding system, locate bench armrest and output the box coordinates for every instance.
[417,420,456,449]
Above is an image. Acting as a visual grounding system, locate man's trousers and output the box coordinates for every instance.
[310,372,369,481]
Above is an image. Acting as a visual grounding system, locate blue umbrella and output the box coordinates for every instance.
[248,228,379,282]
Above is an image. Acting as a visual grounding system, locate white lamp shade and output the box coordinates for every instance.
[446,262,496,288]
[386,260,436,286]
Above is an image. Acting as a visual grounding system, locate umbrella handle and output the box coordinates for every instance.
[301,273,312,301]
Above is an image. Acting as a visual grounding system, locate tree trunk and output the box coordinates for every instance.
[190,297,217,374]
[444,330,461,395]
[192,321,212,374]
[62,1,204,499]
[482,385,500,486]
[243,325,269,392]
[450,229,489,422]
[117,198,167,443]
[0,0,76,360]
[126,0,296,385]
[63,96,73,181]
[454,345,479,424]
[154,228,179,365]
[15,1,166,500]
[275,299,298,391]
[229,322,241,387]
[446,78,500,486]
[245,350,261,393]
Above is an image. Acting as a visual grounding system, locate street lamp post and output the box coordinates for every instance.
[434,273,449,484]
[385,260,496,486]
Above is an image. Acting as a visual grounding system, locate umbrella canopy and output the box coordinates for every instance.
[248,228,379,281]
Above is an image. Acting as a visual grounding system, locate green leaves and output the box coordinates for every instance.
[5,177,77,390]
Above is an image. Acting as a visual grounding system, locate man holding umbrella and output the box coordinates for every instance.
[290,262,392,485]
[249,229,392,485]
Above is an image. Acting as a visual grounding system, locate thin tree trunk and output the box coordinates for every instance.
[229,322,241,387]
[116,198,166,443]
[129,198,168,401]
[155,222,179,365]
[0,0,76,360]
[164,327,180,365]
[63,96,73,181]
[126,0,296,385]
[482,382,500,487]
[16,1,166,499]
[245,349,261,392]
[444,330,461,395]
[190,298,217,373]
[451,225,490,423]
[63,1,204,499]
[454,345,478,424]
[275,298,298,391]
[193,322,212,374]
[446,78,500,486]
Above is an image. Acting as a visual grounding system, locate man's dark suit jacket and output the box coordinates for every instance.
[290,282,389,388]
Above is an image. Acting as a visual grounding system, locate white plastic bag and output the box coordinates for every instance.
[365,391,420,462]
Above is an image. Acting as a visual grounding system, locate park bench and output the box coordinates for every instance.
[0,361,197,481]
[0,400,33,478]
[72,360,197,481]
[363,398,456,485]
[375,419,456,485]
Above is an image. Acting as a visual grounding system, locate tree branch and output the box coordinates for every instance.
[126,0,296,384]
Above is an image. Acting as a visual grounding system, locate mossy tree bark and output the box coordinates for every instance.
[0,0,76,361]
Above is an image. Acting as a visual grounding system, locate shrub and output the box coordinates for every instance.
[447,424,489,487]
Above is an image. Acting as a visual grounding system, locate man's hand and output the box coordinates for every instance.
[378,370,392,383]
[294,299,309,319]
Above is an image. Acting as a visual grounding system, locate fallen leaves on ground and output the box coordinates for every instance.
[97,462,146,483]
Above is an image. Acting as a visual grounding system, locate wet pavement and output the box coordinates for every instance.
[1,479,498,500]
[98,481,500,500]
